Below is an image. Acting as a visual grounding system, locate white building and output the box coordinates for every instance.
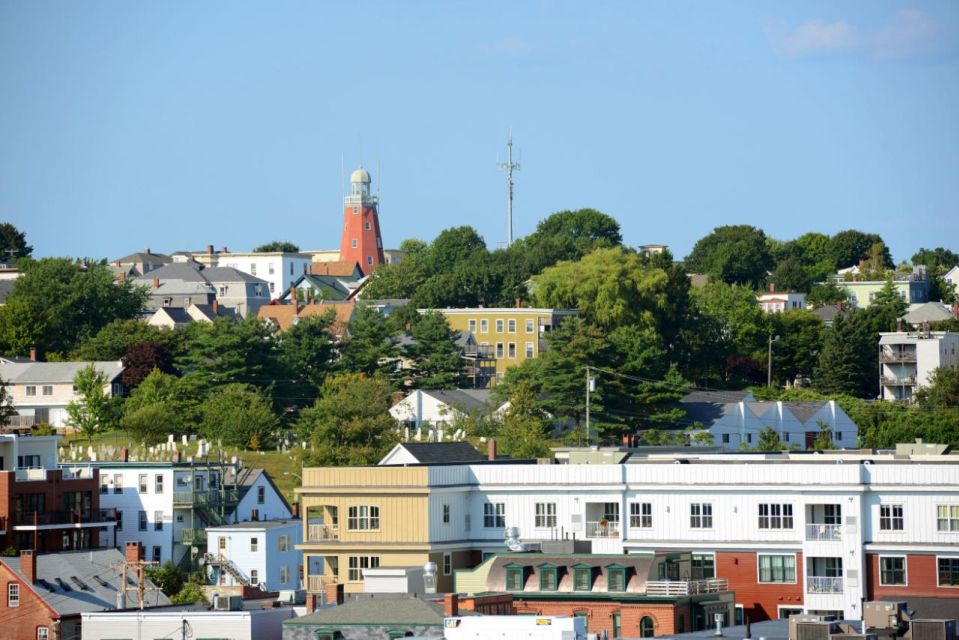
[194,249,314,300]
[205,519,303,591]
[82,606,298,640]
[0,360,124,429]
[72,460,292,567]
[879,331,959,402]
[444,616,586,639]
[389,389,504,437]
[757,291,807,313]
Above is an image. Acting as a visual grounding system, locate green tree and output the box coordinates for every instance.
[498,379,551,459]
[813,312,875,398]
[813,420,835,449]
[768,310,825,386]
[74,318,177,361]
[403,312,465,389]
[827,230,890,270]
[199,384,278,449]
[771,257,813,293]
[688,282,766,381]
[0,377,16,426]
[121,369,196,442]
[176,317,277,392]
[427,226,488,273]
[298,374,398,466]
[275,311,337,407]
[0,223,32,262]
[863,280,908,334]
[0,258,147,358]
[518,208,622,273]
[171,574,208,605]
[684,225,773,288]
[253,241,300,253]
[911,247,958,273]
[66,364,119,439]
[757,426,785,451]
[122,401,183,445]
[915,368,959,409]
[145,561,184,597]
[338,305,398,377]
[807,281,851,308]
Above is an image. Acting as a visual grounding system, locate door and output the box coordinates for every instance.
[218,536,227,554]
[805,432,816,449]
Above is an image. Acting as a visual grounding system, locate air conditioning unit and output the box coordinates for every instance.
[796,622,839,640]
[864,601,910,631]
[213,595,243,611]
[910,620,956,640]
[830,634,878,640]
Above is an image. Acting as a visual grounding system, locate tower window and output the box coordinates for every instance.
[353,206,358,214]
[364,222,371,230]
[367,256,373,265]
[351,239,358,248]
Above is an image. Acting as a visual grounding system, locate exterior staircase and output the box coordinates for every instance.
[203,553,250,586]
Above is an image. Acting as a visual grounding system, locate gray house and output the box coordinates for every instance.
[134,262,269,318]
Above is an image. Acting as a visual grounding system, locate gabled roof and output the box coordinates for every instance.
[812,305,846,324]
[135,262,207,283]
[309,261,363,278]
[115,251,172,264]
[150,307,192,325]
[902,301,955,325]
[257,301,355,334]
[284,596,452,627]
[0,361,124,385]
[223,467,293,516]
[420,388,492,413]
[190,303,237,321]
[387,441,484,464]
[0,549,170,616]
[202,267,268,285]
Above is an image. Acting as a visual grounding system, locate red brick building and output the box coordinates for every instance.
[338,167,385,275]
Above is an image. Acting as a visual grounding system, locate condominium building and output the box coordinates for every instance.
[879,331,959,402]
[205,519,303,591]
[297,449,959,624]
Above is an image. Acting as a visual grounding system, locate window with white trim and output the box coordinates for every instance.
[879,556,906,585]
[139,474,148,493]
[508,343,516,358]
[480,319,488,333]
[692,553,715,579]
[250,537,258,552]
[758,503,793,529]
[250,569,258,586]
[690,503,712,528]
[535,503,556,528]
[880,504,904,531]
[25,386,36,397]
[484,502,506,528]
[758,554,796,583]
[7,582,19,607]
[280,565,290,583]
[526,319,534,333]
[348,556,379,581]
[630,502,652,528]
[937,505,959,532]
[496,319,504,333]
[525,342,534,358]
[348,505,380,530]
[507,319,516,333]
[468,319,476,333]
[443,553,452,575]
[37,627,49,640]
[154,474,164,494]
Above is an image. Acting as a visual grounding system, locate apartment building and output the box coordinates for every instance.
[190,246,314,300]
[422,307,578,386]
[0,433,113,553]
[879,330,959,402]
[205,518,302,591]
[297,449,959,623]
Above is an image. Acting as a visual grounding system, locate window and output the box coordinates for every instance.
[836,432,843,441]
[507,343,516,358]
[364,221,371,230]
[881,504,905,531]
[347,505,380,530]
[139,474,148,493]
[525,342,534,358]
[505,564,524,590]
[250,264,257,275]
[100,476,109,494]
[758,504,794,529]
[138,510,147,531]
[25,386,36,397]
[507,319,516,333]
[535,503,557,528]
[37,627,49,640]
[348,556,379,582]
[250,569,258,586]
[7,582,19,607]
[880,557,906,585]
[480,319,488,333]
[351,239,358,248]
[115,510,123,531]
[278,535,289,552]
[496,319,504,333]
[722,433,730,444]
[152,546,161,563]
[607,566,626,591]
[538,564,558,591]
[269,282,275,293]
[251,537,258,552]
[758,554,796,583]
[443,553,452,575]
[692,553,715,579]
[484,503,506,528]
[939,557,959,586]
[280,565,290,583]
[630,503,652,528]
[495,343,504,358]
[268,263,275,274]
[155,474,164,494]
[640,616,655,638]
[367,256,373,266]
[937,505,959,532]
[526,319,534,333]
[257,486,265,504]
[41,385,53,396]
[442,504,450,524]
[573,565,592,591]
[468,319,476,333]
[154,510,163,531]
[690,503,712,528]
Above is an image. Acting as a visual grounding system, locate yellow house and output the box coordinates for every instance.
[296,465,478,595]
[423,307,578,386]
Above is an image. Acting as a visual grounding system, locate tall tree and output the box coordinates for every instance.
[519,208,622,273]
[427,226,488,273]
[253,241,300,253]
[66,364,119,439]
[361,239,431,300]
[0,377,16,426]
[74,318,177,361]
[498,379,551,459]
[338,305,399,377]
[298,373,398,466]
[813,312,875,398]
[827,230,890,270]
[121,341,175,389]
[771,257,813,293]
[863,280,908,334]
[199,384,278,450]
[403,312,465,389]
[911,247,958,273]
[176,317,277,393]
[684,225,773,288]
[916,368,959,409]
[0,223,32,261]
[768,310,825,386]
[688,281,766,381]
[0,258,147,358]
[275,311,338,407]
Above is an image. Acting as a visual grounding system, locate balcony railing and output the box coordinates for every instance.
[880,352,917,363]
[307,574,337,593]
[180,528,207,544]
[807,576,843,593]
[882,376,916,386]
[585,520,621,538]
[307,524,339,541]
[462,345,495,359]
[13,509,97,527]
[61,467,94,480]
[806,523,842,541]
[646,578,729,597]
[14,468,49,481]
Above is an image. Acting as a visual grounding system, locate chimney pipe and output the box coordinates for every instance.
[118,272,126,283]
[291,502,300,518]
[443,593,459,617]
[488,438,496,461]
[20,550,36,584]
[222,246,228,253]
[207,244,214,255]
[29,346,37,362]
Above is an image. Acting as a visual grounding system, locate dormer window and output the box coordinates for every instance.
[606,564,627,592]
[538,563,558,591]
[504,563,525,591]
[573,564,593,591]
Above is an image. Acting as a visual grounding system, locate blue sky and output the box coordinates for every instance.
[2,1,957,263]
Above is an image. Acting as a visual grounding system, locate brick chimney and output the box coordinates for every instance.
[324,582,344,606]
[118,272,126,283]
[305,592,318,613]
[152,277,160,289]
[145,248,151,255]
[120,448,129,462]
[29,346,36,362]
[954,303,958,320]
[20,550,36,584]
[221,246,228,253]
[515,298,521,308]
[125,541,142,564]
[207,244,214,255]
[211,299,219,315]
[769,282,775,293]
[487,438,496,461]
[443,593,459,617]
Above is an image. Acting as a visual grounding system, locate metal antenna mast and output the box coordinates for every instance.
[497,135,520,247]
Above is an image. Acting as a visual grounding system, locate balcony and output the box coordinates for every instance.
[13,509,103,528]
[307,524,339,542]
[806,523,842,541]
[307,574,337,593]
[880,351,917,363]
[646,578,729,597]
[180,528,207,544]
[14,468,49,481]
[807,576,843,593]
[61,467,94,480]
[462,345,495,359]
[585,520,621,538]
[882,376,916,386]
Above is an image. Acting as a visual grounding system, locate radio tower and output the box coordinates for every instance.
[498,135,520,247]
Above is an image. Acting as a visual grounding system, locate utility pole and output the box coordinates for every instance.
[497,135,520,247]
[116,558,160,610]
[585,367,595,444]
[767,334,779,387]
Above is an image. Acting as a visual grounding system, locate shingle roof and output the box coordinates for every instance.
[783,401,827,423]
[115,251,172,264]
[393,441,485,464]
[135,262,208,283]
[285,596,449,627]
[0,361,124,385]
[203,267,268,285]
[309,261,362,277]
[903,301,955,325]
[0,549,170,615]
[257,302,355,334]
[422,389,492,413]
[151,307,192,324]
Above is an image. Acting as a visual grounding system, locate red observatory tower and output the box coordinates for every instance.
[339,167,385,275]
